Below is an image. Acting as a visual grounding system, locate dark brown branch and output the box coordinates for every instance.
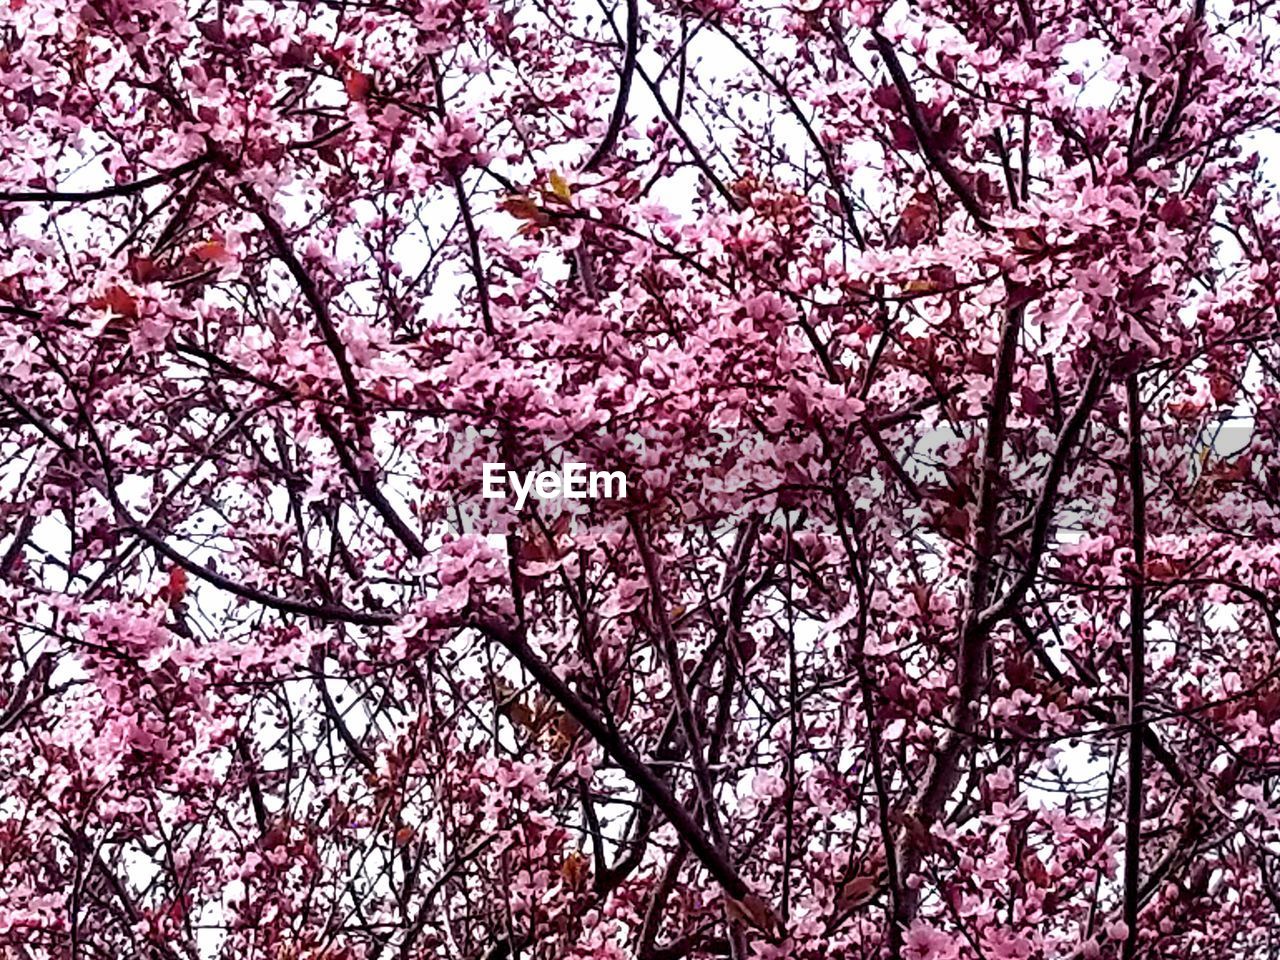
[0,384,396,626]
[1,513,35,579]
[863,416,922,501]
[310,648,378,772]
[718,27,866,249]
[239,187,430,563]
[639,845,691,960]
[981,359,1104,625]
[0,154,209,203]
[235,733,270,833]
[629,58,741,211]
[584,0,639,171]
[1010,612,1184,787]
[1135,0,1207,165]
[451,172,496,335]
[1122,372,1148,960]
[471,616,753,901]
[899,300,1023,920]
[240,185,367,419]
[872,33,990,229]
[843,515,904,959]
[629,516,731,854]
[316,413,427,559]
[127,520,396,626]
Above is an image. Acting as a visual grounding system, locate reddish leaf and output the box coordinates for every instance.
[344,68,372,102]
[89,285,139,318]
[167,565,188,604]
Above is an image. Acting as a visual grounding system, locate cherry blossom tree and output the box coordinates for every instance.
[3,0,1280,957]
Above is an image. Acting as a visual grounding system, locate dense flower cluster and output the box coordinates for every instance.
[2,0,1280,957]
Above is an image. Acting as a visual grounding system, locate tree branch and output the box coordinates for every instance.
[584,0,639,171]
[471,616,754,902]
[1122,371,1148,960]
[980,359,1104,625]
[240,184,367,419]
[718,26,866,249]
[0,154,209,203]
[871,33,990,229]
[898,299,1022,919]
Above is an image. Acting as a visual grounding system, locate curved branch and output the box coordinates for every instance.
[584,0,640,172]
[239,185,367,418]
[980,359,1105,626]
[0,154,210,204]
[871,33,990,229]
[471,615,754,902]
[0,385,395,627]
[717,27,866,249]
[126,521,397,626]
